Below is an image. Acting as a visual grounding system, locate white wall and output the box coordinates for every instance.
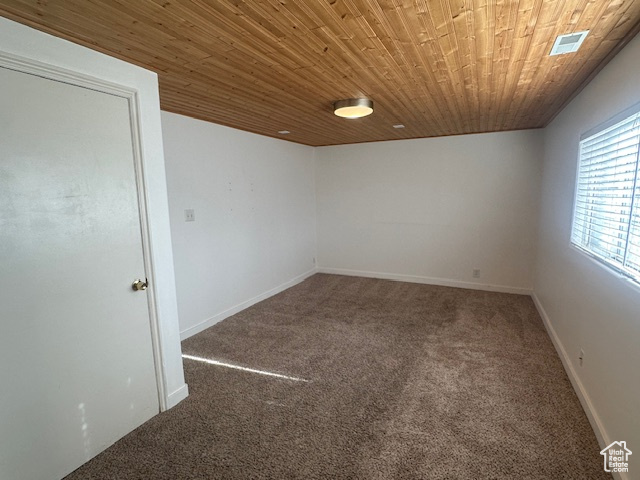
[534,34,640,461]
[162,112,317,338]
[0,17,187,409]
[315,131,542,293]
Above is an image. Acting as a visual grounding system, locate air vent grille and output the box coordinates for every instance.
[550,31,589,56]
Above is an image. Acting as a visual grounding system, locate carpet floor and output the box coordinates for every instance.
[65,274,609,479]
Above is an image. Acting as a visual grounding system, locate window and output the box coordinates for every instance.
[571,105,640,284]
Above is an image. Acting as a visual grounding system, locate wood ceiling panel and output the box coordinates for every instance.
[1,0,638,146]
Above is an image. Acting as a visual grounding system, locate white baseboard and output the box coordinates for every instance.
[179,268,318,340]
[316,267,532,295]
[165,383,189,410]
[531,292,625,480]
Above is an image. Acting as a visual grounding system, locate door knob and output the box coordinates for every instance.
[132,279,148,291]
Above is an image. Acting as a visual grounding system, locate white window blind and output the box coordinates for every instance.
[571,106,640,284]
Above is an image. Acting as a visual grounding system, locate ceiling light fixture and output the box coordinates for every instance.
[393,124,405,129]
[333,98,373,119]
[278,130,290,134]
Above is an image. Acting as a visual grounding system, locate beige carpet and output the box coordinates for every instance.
[65,274,609,479]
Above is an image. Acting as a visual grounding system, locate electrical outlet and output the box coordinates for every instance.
[185,209,195,222]
[472,269,480,278]
[579,349,585,366]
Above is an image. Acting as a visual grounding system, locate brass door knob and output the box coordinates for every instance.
[132,279,148,291]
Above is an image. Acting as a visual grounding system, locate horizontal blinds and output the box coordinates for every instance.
[572,110,640,282]
[624,174,640,274]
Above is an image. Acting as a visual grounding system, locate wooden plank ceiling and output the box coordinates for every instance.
[1,1,639,146]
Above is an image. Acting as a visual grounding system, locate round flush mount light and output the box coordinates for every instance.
[333,98,373,119]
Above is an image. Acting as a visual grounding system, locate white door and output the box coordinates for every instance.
[0,66,160,480]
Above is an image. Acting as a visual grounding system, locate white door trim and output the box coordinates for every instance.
[0,52,170,411]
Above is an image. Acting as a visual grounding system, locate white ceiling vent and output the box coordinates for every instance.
[550,31,589,56]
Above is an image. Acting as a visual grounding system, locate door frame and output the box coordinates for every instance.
[0,51,170,411]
